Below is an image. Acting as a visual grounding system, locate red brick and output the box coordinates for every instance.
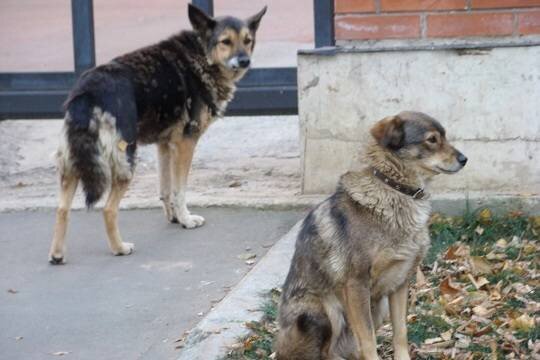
[472,0,540,9]
[335,15,421,40]
[518,10,540,34]
[381,0,467,12]
[335,0,376,13]
[427,12,514,37]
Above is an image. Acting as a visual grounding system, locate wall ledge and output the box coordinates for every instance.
[299,35,540,56]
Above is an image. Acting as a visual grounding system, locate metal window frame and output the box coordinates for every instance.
[0,0,334,119]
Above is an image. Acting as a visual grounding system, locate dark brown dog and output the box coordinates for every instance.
[49,4,266,264]
[276,112,467,360]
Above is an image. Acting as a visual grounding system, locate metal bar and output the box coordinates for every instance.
[238,68,297,87]
[314,0,335,48]
[71,0,96,74]
[0,73,75,91]
[191,0,214,17]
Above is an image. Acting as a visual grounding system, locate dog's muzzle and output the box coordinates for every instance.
[227,56,250,70]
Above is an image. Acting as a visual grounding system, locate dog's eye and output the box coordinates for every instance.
[427,135,438,144]
[221,39,232,46]
[244,38,252,45]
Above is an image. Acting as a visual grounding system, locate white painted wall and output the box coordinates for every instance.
[298,45,540,209]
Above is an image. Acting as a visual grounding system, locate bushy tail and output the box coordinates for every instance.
[65,94,108,208]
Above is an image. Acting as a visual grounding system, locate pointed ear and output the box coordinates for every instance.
[370,116,405,150]
[246,6,267,33]
[188,3,216,34]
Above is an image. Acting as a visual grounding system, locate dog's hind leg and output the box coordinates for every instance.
[49,174,79,264]
[103,180,134,255]
[158,142,175,223]
[169,136,204,229]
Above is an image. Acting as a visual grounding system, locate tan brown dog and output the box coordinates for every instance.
[276,112,467,360]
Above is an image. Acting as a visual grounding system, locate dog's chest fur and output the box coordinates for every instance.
[339,172,432,296]
[114,31,235,144]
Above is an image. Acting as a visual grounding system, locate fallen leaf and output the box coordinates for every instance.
[228,180,242,188]
[51,351,70,356]
[470,256,492,275]
[237,253,257,260]
[7,289,18,294]
[416,266,427,287]
[441,330,453,341]
[475,226,485,235]
[495,238,508,250]
[440,277,461,297]
[510,314,534,331]
[15,336,23,341]
[424,337,443,344]
[478,208,492,224]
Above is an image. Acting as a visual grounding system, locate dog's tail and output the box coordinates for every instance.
[65,93,109,208]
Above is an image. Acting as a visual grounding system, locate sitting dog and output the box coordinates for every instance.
[276,112,467,359]
[48,4,266,264]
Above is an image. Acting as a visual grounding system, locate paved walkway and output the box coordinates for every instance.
[0,116,322,212]
[0,207,303,360]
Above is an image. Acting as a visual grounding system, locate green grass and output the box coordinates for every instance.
[407,314,452,346]
[425,208,536,265]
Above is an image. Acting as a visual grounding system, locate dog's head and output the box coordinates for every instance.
[188,4,267,78]
[370,111,467,175]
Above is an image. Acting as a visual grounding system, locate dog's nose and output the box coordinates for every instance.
[238,56,250,68]
[457,152,468,166]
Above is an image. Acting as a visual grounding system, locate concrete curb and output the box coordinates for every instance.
[176,221,302,360]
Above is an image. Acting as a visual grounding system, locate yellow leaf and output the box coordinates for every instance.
[495,238,508,249]
[509,314,534,331]
[478,208,492,223]
[470,256,492,275]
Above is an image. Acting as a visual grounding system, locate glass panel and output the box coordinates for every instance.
[93,0,190,65]
[0,0,74,72]
[214,0,314,68]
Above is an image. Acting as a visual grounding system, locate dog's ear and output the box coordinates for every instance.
[246,6,267,33]
[188,4,216,35]
[370,116,405,150]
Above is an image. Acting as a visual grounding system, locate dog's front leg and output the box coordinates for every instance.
[158,142,175,222]
[169,136,205,228]
[389,282,411,360]
[343,278,380,360]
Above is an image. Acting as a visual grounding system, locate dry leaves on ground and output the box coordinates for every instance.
[224,211,539,360]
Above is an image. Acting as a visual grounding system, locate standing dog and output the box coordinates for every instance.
[48,4,266,264]
[276,112,467,359]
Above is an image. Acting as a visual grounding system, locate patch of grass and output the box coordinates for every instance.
[467,343,491,354]
[515,324,540,343]
[407,314,452,346]
[223,294,279,360]
[426,208,537,265]
[486,270,521,287]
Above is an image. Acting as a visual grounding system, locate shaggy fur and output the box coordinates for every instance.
[49,4,266,264]
[276,112,467,360]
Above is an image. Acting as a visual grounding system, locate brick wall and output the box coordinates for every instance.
[335,0,540,41]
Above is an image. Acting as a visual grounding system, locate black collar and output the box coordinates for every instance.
[371,167,425,200]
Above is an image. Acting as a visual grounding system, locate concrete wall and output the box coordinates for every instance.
[298,42,540,210]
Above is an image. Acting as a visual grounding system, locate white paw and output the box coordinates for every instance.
[113,242,134,256]
[179,214,205,229]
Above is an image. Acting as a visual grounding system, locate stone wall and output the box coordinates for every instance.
[298,42,540,211]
